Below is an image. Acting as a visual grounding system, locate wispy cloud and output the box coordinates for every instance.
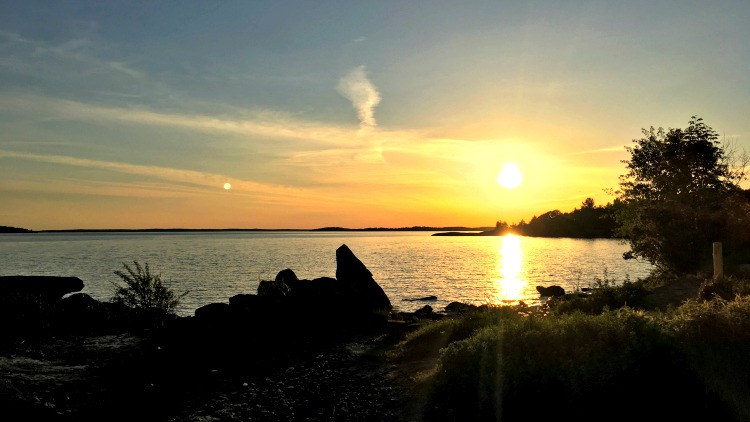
[0,94,352,146]
[0,149,386,207]
[0,149,271,194]
[0,30,143,80]
[336,66,381,130]
[569,145,628,155]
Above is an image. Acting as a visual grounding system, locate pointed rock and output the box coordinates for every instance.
[335,244,392,312]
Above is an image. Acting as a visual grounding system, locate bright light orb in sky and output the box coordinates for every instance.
[223,182,231,190]
[497,163,522,189]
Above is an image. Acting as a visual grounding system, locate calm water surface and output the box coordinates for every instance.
[0,231,654,316]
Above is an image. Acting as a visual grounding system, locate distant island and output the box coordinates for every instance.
[2,226,494,234]
[313,226,493,232]
[0,226,35,233]
[433,198,620,239]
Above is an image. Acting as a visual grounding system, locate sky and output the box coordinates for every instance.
[1,1,750,230]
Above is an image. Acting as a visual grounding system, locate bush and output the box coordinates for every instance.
[395,305,524,363]
[402,291,750,421]
[548,273,648,315]
[111,261,188,315]
[658,296,750,422]
[422,309,668,420]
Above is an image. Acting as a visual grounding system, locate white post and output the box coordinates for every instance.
[713,242,723,281]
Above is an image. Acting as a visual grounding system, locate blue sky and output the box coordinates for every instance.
[2,1,749,229]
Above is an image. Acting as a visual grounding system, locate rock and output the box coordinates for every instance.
[335,244,392,312]
[257,274,291,300]
[195,302,231,323]
[445,301,478,313]
[0,276,87,337]
[276,268,298,284]
[229,293,262,311]
[60,293,106,327]
[414,305,433,317]
[62,291,101,309]
[190,245,394,343]
[403,295,437,302]
[0,275,84,298]
[536,285,566,297]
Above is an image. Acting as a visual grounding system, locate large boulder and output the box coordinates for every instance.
[0,276,86,337]
[445,301,479,313]
[195,302,231,324]
[257,245,392,316]
[286,276,345,304]
[335,244,392,313]
[0,276,84,298]
[191,245,393,343]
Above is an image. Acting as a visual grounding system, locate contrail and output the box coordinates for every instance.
[336,65,381,129]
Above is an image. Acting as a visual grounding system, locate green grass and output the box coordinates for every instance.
[395,276,750,421]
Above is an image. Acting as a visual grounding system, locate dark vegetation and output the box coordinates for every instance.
[433,201,619,238]
[510,197,619,238]
[615,116,750,273]
[111,261,188,315]
[0,225,34,233]
[394,279,750,421]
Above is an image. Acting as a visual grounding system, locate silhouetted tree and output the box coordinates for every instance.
[511,200,617,239]
[615,116,749,273]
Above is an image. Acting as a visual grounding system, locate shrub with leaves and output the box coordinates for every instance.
[111,261,188,314]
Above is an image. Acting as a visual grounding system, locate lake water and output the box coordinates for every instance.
[0,231,654,316]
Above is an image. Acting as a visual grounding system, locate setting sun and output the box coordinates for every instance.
[497,163,523,189]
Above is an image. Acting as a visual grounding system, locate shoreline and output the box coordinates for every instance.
[2,226,492,234]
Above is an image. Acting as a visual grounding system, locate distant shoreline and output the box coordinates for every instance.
[2,226,494,234]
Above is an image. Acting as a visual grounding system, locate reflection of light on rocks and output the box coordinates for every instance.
[496,234,525,303]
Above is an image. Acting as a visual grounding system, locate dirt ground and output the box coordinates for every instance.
[639,275,705,310]
[0,328,417,422]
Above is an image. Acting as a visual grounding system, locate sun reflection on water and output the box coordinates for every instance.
[495,234,526,304]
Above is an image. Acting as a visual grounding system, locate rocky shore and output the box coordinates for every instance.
[1,243,702,421]
[0,244,441,421]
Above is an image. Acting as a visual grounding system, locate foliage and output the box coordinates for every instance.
[549,272,648,315]
[0,225,34,233]
[400,293,750,421]
[658,296,750,422]
[111,261,188,314]
[395,305,524,362]
[391,269,750,421]
[696,275,750,302]
[615,116,750,273]
[418,309,688,421]
[512,198,619,238]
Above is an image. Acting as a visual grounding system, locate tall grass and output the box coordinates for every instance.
[396,280,750,422]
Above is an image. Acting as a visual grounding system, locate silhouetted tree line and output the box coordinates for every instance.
[0,225,34,233]
[509,198,620,239]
